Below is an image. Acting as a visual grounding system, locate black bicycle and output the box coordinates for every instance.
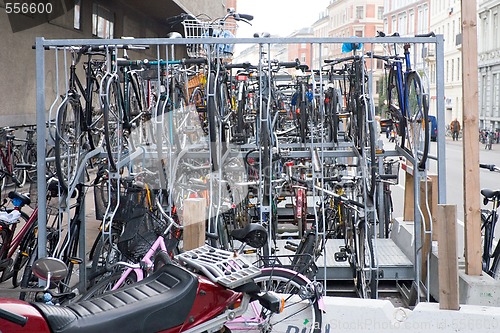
[54,46,105,192]
[479,163,500,279]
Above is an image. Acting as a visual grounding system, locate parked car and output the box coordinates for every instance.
[428,115,437,141]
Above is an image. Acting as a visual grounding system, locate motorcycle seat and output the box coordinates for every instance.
[32,263,198,333]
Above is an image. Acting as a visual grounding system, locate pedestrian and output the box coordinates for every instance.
[450,118,460,141]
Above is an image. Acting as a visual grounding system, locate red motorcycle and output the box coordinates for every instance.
[0,242,282,332]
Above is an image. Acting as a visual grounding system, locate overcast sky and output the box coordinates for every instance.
[235,0,330,38]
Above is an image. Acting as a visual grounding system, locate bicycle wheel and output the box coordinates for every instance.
[103,76,127,172]
[0,227,11,262]
[404,72,429,170]
[18,226,58,301]
[4,212,34,287]
[246,267,322,333]
[78,270,138,301]
[353,216,377,299]
[54,97,86,192]
[24,145,37,183]
[87,75,105,150]
[5,148,26,188]
[387,68,405,143]
[325,88,339,143]
[362,98,377,198]
[88,231,121,287]
[207,72,221,171]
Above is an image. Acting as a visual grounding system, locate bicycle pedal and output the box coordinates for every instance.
[334,251,348,262]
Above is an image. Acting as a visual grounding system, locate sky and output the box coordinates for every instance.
[235,0,331,38]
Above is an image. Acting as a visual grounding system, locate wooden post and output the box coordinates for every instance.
[437,204,460,310]
[183,198,207,251]
[461,0,482,276]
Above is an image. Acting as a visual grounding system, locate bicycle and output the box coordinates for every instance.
[378,157,401,238]
[53,46,106,192]
[0,127,27,190]
[479,163,500,279]
[0,175,62,289]
[324,46,377,198]
[374,31,434,170]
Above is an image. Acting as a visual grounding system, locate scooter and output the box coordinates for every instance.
[0,229,282,333]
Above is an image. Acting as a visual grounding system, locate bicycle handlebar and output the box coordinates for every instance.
[480,164,500,172]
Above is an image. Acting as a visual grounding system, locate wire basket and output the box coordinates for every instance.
[182,19,237,59]
[28,177,59,216]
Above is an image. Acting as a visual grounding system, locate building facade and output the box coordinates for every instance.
[0,0,226,126]
[478,0,500,131]
[428,0,462,126]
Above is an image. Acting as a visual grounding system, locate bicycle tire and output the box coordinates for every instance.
[207,72,221,171]
[19,249,38,302]
[327,88,339,144]
[103,75,126,172]
[404,72,429,170]
[5,148,27,188]
[387,68,405,144]
[88,231,121,287]
[10,227,37,287]
[0,227,11,262]
[87,75,105,150]
[363,98,377,198]
[54,97,86,192]
[251,267,322,333]
[24,144,37,183]
[7,212,35,287]
[78,270,138,301]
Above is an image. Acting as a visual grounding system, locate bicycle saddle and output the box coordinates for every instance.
[32,264,198,333]
[231,223,268,248]
[481,189,500,200]
[8,191,31,206]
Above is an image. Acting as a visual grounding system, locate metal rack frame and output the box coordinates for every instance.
[34,35,445,299]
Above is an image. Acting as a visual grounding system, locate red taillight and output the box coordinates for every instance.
[236,75,248,81]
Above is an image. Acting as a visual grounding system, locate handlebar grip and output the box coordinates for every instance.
[116,59,141,66]
[278,60,299,68]
[290,176,307,185]
[480,163,496,171]
[348,199,365,209]
[182,58,207,65]
[225,62,257,69]
[237,13,254,21]
[379,174,399,180]
[415,32,435,38]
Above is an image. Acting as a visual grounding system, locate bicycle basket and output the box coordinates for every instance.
[29,176,59,216]
[182,19,237,59]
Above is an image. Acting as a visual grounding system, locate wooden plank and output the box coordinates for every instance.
[461,0,482,276]
[182,198,207,251]
[437,204,460,310]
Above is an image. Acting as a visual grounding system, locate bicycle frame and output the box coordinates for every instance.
[111,234,169,290]
[482,197,500,274]
[0,208,38,261]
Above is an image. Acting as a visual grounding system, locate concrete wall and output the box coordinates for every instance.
[0,0,225,127]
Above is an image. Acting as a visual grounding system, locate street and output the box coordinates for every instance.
[389,136,500,240]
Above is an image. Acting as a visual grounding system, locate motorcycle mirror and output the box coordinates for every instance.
[32,257,68,283]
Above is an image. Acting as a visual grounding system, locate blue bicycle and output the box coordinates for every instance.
[375,31,434,170]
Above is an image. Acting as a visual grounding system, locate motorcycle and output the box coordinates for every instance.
[0,229,282,333]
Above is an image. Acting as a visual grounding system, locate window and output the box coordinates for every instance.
[92,3,114,39]
[74,0,81,30]
[378,7,384,20]
[355,30,363,37]
[356,6,364,20]
[451,59,454,82]
[300,53,306,63]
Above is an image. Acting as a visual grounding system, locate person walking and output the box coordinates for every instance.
[450,118,461,141]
